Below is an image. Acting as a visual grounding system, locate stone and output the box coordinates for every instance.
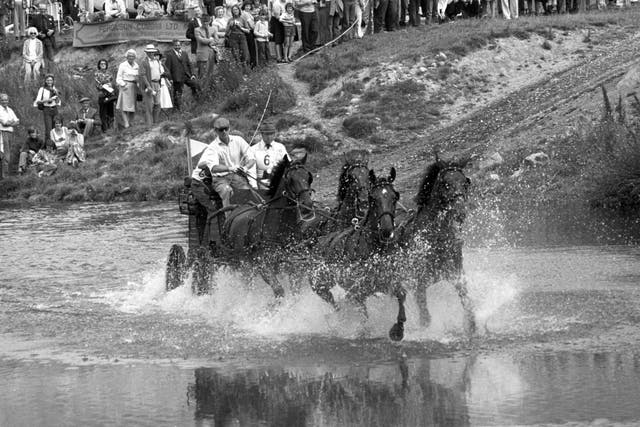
[478,152,504,171]
[511,168,524,179]
[524,151,549,167]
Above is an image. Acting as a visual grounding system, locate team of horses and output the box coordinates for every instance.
[168,148,476,341]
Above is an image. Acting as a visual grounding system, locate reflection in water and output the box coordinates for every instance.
[190,358,471,427]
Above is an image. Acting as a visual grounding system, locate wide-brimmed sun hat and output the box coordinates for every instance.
[79,97,91,103]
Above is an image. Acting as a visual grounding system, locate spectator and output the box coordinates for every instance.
[167,0,187,15]
[18,127,44,174]
[49,116,70,159]
[138,44,165,126]
[73,97,101,138]
[12,0,27,40]
[186,6,203,57]
[203,0,215,14]
[66,123,86,168]
[374,0,398,32]
[343,0,357,39]
[158,55,174,112]
[328,0,342,45]
[31,3,57,64]
[211,6,228,40]
[31,140,58,177]
[164,39,200,111]
[22,27,44,84]
[116,49,139,128]
[33,73,61,145]
[104,0,127,18]
[94,58,117,132]
[253,11,272,66]
[270,0,286,62]
[224,0,239,16]
[136,0,164,17]
[241,1,257,68]
[316,0,331,45]
[0,0,8,38]
[0,93,20,179]
[225,5,251,66]
[294,0,318,54]
[195,14,218,77]
[279,2,296,62]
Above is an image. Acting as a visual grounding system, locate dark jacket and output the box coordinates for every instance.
[138,55,168,92]
[21,136,44,153]
[186,17,200,54]
[76,106,101,123]
[30,12,56,41]
[164,48,194,83]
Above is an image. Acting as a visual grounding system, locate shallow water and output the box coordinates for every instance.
[1,202,640,426]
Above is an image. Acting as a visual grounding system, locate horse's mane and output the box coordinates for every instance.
[337,150,369,201]
[413,160,450,207]
[267,156,291,198]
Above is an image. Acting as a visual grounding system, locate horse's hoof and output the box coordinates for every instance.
[389,322,404,341]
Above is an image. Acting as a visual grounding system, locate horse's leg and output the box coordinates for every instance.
[454,275,477,336]
[309,264,336,307]
[260,261,285,298]
[415,284,432,327]
[389,285,407,342]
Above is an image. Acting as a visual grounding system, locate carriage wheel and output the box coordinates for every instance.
[165,244,186,292]
[188,246,214,295]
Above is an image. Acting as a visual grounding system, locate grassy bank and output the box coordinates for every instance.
[0,60,296,202]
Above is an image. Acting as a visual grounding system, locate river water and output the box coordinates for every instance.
[1,201,640,426]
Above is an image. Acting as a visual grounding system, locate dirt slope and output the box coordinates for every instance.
[282,27,640,205]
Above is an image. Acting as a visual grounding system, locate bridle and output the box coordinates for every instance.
[339,161,370,220]
[435,166,470,203]
[368,179,398,243]
[280,163,316,222]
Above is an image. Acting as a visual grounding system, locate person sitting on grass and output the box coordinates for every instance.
[49,115,69,160]
[66,122,86,168]
[18,127,44,174]
[74,97,101,138]
[31,140,58,177]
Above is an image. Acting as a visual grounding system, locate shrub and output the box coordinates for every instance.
[343,114,378,138]
[586,89,640,212]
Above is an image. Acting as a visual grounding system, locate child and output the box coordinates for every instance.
[254,11,273,66]
[279,3,295,62]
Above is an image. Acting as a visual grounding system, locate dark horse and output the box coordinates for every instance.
[395,158,476,334]
[301,150,371,241]
[220,155,315,297]
[305,168,407,340]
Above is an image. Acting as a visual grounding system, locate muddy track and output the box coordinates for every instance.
[380,33,640,192]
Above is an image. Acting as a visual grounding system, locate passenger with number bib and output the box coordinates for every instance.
[247,122,289,190]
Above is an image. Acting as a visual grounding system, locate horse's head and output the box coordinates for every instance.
[368,167,400,243]
[414,160,471,232]
[269,154,315,221]
[338,151,370,219]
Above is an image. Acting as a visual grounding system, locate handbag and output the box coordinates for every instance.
[37,102,45,111]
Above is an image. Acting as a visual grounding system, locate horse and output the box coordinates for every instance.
[395,158,476,334]
[303,168,408,340]
[219,154,315,297]
[300,150,371,241]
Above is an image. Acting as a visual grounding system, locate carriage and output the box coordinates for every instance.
[163,128,477,341]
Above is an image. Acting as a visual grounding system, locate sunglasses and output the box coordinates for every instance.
[215,127,229,132]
